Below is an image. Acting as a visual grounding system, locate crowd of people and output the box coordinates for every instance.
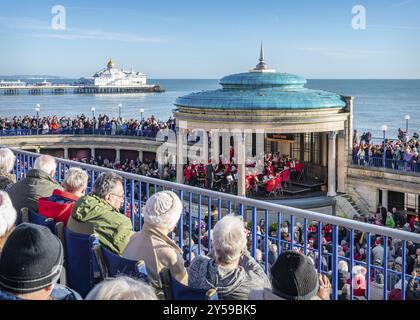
[352,128,420,172]
[1,147,419,300]
[0,114,176,138]
[183,148,304,196]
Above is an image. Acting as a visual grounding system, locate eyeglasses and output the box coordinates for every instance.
[109,193,124,199]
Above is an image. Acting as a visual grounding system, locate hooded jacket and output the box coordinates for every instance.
[188,250,271,300]
[38,189,79,226]
[67,194,134,255]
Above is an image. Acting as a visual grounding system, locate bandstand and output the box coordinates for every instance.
[174,46,354,201]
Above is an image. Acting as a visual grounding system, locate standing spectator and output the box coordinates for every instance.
[372,239,385,265]
[8,155,62,218]
[188,215,271,300]
[0,148,16,191]
[38,167,88,226]
[67,172,133,255]
[123,191,187,296]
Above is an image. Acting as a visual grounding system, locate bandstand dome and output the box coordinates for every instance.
[175,47,347,110]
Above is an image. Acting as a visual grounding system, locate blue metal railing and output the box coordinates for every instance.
[352,155,420,174]
[0,127,173,139]
[10,148,420,300]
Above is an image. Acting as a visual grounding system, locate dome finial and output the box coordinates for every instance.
[107,58,114,69]
[259,41,264,63]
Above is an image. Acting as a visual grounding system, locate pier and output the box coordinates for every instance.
[1,84,165,95]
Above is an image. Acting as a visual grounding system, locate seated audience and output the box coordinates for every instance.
[67,172,133,255]
[38,167,88,226]
[0,191,17,252]
[123,191,187,296]
[0,223,81,300]
[188,215,271,300]
[7,155,62,218]
[85,276,157,300]
[0,148,16,191]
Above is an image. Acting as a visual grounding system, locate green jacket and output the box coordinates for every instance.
[67,195,134,255]
[385,215,396,228]
[7,169,62,216]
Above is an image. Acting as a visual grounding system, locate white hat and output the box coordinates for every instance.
[143,191,183,230]
[0,191,17,238]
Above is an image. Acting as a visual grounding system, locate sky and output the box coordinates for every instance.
[0,0,419,78]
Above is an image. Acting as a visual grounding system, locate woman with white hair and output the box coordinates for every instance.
[0,191,17,252]
[188,215,271,300]
[122,190,187,296]
[0,148,16,191]
[85,276,157,300]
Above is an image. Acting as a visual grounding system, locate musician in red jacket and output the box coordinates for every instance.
[38,167,88,226]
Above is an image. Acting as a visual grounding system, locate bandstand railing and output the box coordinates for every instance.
[10,147,420,300]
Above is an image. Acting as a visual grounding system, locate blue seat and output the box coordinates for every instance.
[159,267,218,300]
[92,243,148,283]
[20,208,55,234]
[61,226,99,298]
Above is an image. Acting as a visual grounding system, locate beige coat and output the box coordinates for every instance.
[122,223,188,294]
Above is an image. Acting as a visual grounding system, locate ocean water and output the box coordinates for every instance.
[0,79,418,139]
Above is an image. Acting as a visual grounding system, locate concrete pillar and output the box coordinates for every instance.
[327,131,337,197]
[221,130,230,163]
[382,189,388,210]
[138,150,143,162]
[237,133,246,197]
[202,130,209,163]
[63,148,69,159]
[336,132,346,193]
[210,130,220,163]
[115,149,120,163]
[321,132,328,167]
[91,148,95,160]
[176,127,184,184]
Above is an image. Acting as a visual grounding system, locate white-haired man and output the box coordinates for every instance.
[0,191,17,252]
[0,148,16,191]
[188,215,271,300]
[38,167,88,226]
[8,155,62,219]
[123,190,188,295]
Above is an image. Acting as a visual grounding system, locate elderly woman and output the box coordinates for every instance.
[0,148,16,191]
[188,215,271,300]
[123,190,187,295]
[85,276,157,300]
[0,191,17,252]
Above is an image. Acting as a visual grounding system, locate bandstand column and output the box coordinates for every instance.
[327,131,337,197]
[382,189,388,210]
[202,130,209,163]
[176,127,184,184]
[63,148,69,159]
[210,130,220,163]
[138,150,143,162]
[91,148,95,160]
[237,133,246,197]
[115,149,120,163]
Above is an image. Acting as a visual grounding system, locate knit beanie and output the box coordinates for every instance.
[271,251,319,300]
[0,223,63,294]
[143,190,182,230]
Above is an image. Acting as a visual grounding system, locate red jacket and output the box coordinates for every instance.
[38,189,80,226]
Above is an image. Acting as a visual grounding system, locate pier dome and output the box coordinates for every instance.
[175,45,346,110]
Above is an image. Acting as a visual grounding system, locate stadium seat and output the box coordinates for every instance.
[21,207,55,234]
[92,242,148,283]
[57,223,100,298]
[159,267,218,300]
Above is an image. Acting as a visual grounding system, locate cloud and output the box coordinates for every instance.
[302,47,385,59]
[33,28,167,43]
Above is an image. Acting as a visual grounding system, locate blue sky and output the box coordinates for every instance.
[0,0,419,78]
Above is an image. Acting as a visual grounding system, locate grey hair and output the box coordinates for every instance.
[0,148,16,173]
[212,215,247,264]
[92,172,123,199]
[63,167,88,193]
[338,260,349,272]
[85,276,158,300]
[34,155,57,176]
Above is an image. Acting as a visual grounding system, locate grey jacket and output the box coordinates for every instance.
[7,169,62,217]
[188,250,271,300]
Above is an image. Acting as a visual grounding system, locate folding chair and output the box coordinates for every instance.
[160,267,218,300]
[21,207,55,234]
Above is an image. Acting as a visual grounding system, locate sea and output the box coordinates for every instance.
[0,78,419,139]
